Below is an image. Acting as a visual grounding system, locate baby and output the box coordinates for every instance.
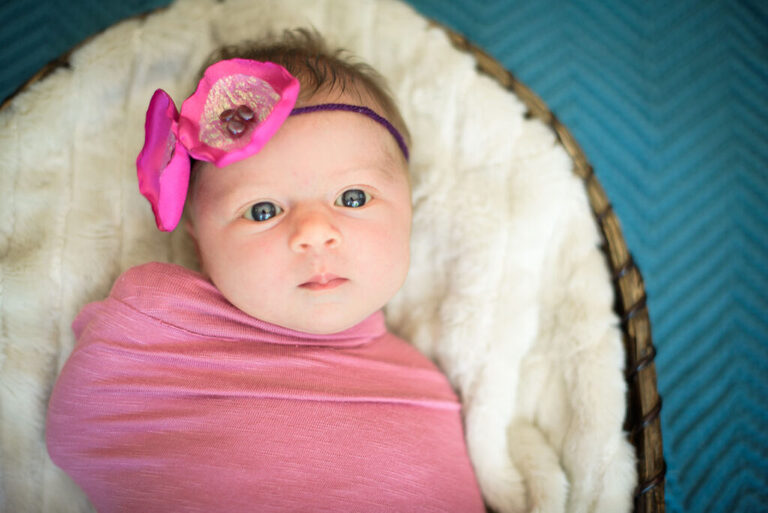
[46,30,485,512]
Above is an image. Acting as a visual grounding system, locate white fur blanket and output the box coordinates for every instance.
[0,0,635,511]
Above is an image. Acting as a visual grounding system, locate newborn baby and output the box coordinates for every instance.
[46,30,485,512]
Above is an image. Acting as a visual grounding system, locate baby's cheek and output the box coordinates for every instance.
[248,239,280,262]
[371,225,410,286]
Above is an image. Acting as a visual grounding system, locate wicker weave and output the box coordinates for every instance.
[1,13,666,513]
[438,27,666,513]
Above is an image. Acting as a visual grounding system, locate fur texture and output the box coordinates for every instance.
[0,0,635,511]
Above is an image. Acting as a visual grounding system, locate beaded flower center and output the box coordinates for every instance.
[199,74,280,151]
[219,104,256,138]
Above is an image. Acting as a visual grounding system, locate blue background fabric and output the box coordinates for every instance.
[1,1,766,511]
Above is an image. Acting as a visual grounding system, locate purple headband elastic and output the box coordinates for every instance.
[290,103,409,161]
[136,59,409,232]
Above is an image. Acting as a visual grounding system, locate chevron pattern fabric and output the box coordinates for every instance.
[1,1,766,512]
[0,0,170,102]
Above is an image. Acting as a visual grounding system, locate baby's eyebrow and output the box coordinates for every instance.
[202,180,271,212]
[335,163,400,183]
[340,145,406,182]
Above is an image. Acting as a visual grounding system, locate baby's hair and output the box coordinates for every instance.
[196,28,410,147]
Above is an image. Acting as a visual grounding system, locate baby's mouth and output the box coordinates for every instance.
[299,274,348,291]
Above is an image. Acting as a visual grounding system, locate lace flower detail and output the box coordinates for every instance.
[178,59,300,167]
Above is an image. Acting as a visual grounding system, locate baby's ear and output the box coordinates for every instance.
[183,217,200,255]
[184,217,197,241]
[184,217,206,274]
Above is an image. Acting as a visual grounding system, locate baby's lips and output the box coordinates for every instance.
[299,274,349,291]
[136,89,190,232]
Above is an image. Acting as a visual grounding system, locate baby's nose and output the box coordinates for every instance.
[288,207,342,252]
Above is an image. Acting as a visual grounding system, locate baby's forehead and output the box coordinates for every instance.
[190,89,408,200]
[300,89,408,162]
[194,119,402,190]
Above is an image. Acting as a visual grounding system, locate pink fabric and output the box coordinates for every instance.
[46,263,485,513]
[177,59,299,167]
[136,89,190,232]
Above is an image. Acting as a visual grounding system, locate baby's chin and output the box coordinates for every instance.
[287,320,358,335]
[230,299,376,335]
[271,309,374,335]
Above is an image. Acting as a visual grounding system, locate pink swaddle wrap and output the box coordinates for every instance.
[46,263,484,512]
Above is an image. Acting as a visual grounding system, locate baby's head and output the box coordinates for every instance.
[183,30,412,334]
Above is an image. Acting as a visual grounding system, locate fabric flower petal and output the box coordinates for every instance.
[136,89,191,232]
[177,59,300,167]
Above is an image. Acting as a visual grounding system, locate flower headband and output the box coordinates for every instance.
[136,58,409,232]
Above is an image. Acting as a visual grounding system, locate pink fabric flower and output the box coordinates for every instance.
[178,59,300,167]
[136,89,190,232]
[136,60,300,231]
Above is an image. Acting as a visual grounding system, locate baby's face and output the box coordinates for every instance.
[187,100,411,334]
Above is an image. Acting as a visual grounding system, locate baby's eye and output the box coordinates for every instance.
[335,189,371,208]
[244,201,283,222]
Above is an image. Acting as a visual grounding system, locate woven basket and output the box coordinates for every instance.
[1,10,666,513]
[437,27,666,513]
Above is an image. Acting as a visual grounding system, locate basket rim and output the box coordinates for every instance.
[434,26,666,513]
[0,7,164,111]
